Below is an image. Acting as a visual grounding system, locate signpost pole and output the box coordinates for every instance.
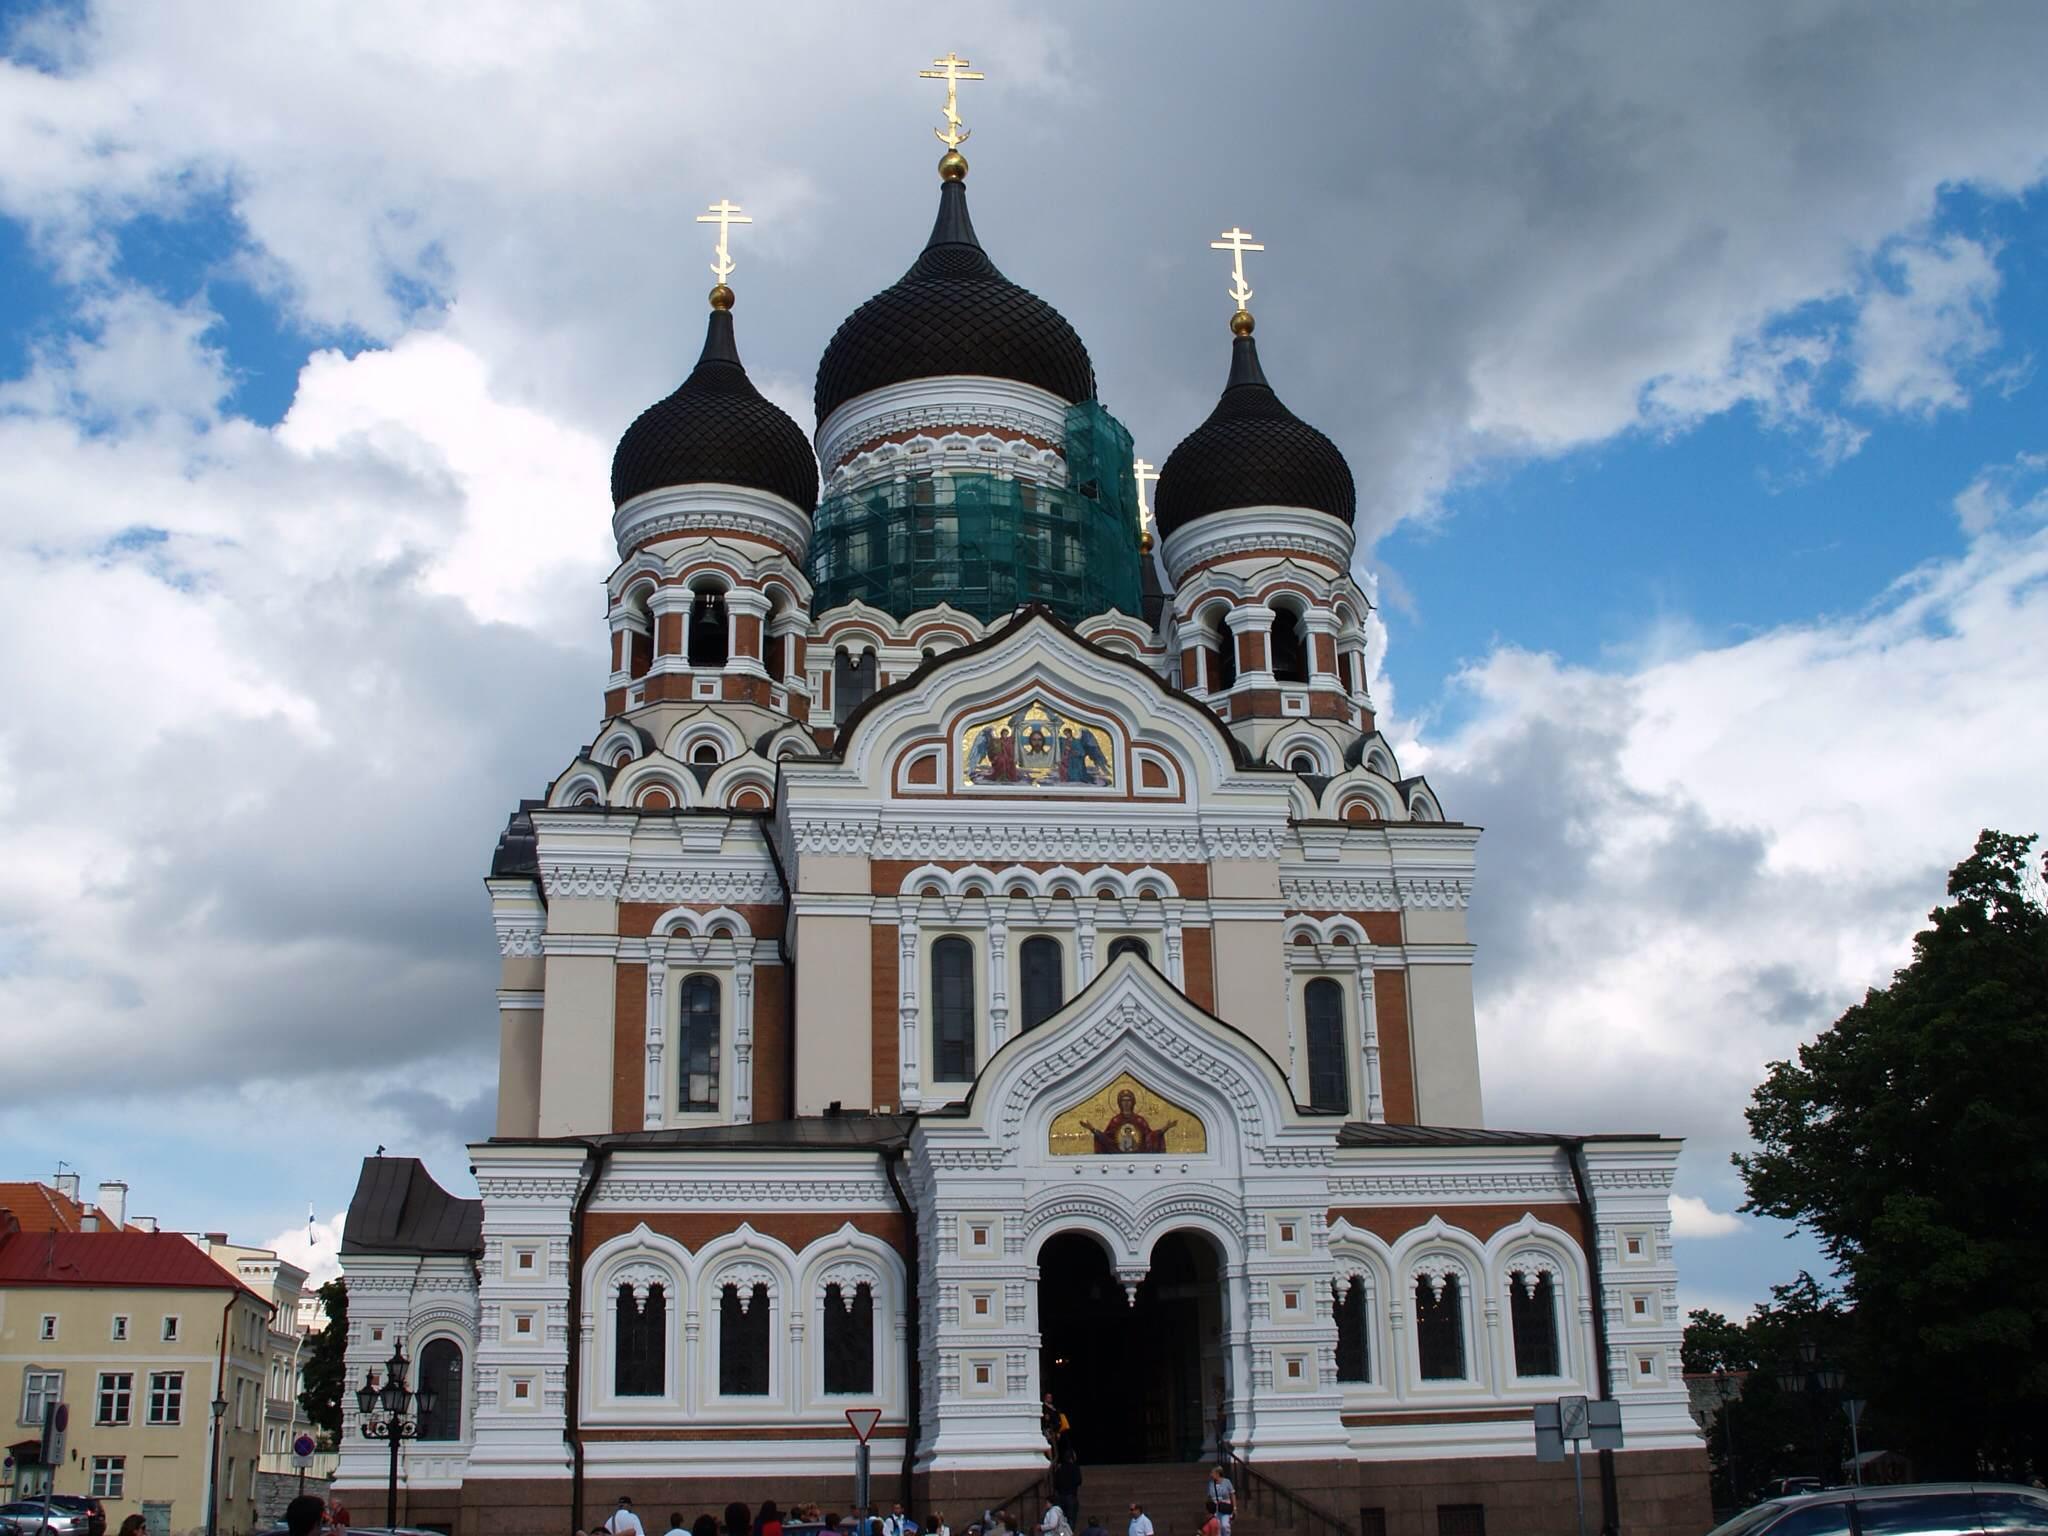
[1572,1440,1586,1536]
[846,1407,883,1534]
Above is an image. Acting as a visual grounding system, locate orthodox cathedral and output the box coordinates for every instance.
[339,57,1708,1536]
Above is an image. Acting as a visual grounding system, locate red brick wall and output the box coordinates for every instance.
[751,963,791,1121]
[1375,967,1417,1123]
[612,963,645,1132]
[870,925,898,1108]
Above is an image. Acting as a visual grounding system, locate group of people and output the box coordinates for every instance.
[1030,1448,1238,1536]
[275,1496,352,1536]
[586,1495,946,1536]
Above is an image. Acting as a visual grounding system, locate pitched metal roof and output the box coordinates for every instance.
[341,1158,483,1257]
[1334,1123,1674,1148]
[494,1115,920,1154]
[0,1182,105,1233]
[0,1229,258,1296]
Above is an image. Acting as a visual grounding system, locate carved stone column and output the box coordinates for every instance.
[986,896,1011,1051]
[898,906,923,1110]
[643,938,668,1130]
[1225,604,1277,685]
[1163,898,1187,985]
[732,940,756,1124]
[1076,905,1099,985]
[1355,955,1384,1123]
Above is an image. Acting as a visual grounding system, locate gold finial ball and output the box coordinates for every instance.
[1139,527,1155,553]
[1229,308,1255,337]
[938,149,969,182]
[709,284,735,312]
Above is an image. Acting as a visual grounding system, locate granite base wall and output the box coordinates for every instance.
[416,1447,1708,1536]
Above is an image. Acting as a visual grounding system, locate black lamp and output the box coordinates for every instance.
[354,1371,380,1417]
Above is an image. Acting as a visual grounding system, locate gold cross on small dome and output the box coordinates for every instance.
[696,198,752,290]
[1210,225,1265,331]
[1133,456,1161,547]
[919,51,985,151]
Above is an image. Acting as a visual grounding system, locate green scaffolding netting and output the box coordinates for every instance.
[807,401,1141,626]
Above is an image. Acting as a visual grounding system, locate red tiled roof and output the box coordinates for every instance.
[0,1182,115,1233]
[0,1229,261,1298]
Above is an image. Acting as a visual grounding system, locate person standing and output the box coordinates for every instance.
[1205,1466,1235,1536]
[1052,1446,1082,1525]
[663,1514,688,1536]
[604,1500,647,1536]
[1125,1505,1152,1536]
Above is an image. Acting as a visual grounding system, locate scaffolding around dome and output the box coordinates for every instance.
[806,399,1142,625]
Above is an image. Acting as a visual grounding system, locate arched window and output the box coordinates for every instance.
[688,586,729,668]
[821,1281,875,1395]
[834,646,876,725]
[1018,937,1064,1032]
[932,937,976,1079]
[718,1282,770,1396]
[1106,936,1150,965]
[1270,606,1308,683]
[1415,1273,1466,1381]
[414,1339,463,1439]
[615,1282,666,1397]
[1290,753,1317,775]
[1510,1270,1560,1377]
[1334,1277,1370,1383]
[678,974,720,1114]
[1205,610,1235,692]
[1304,978,1348,1113]
[691,741,720,766]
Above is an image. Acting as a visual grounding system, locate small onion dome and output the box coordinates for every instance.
[611,298,819,511]
[1152,321,1356,535]
[814,175,1096,425]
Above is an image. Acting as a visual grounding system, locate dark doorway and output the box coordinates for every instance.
[1039,1230,1224,1464]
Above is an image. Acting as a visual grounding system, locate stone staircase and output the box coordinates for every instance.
[1055,1463,1217,1536]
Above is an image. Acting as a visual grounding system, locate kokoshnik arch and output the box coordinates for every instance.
[338,51,1711,1536]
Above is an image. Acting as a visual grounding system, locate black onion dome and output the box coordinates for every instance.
[814,178,1096,424]
[611,306,819,511]
[1152,332,1356,535]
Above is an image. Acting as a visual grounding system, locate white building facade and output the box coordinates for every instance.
[339,126,1709,1536]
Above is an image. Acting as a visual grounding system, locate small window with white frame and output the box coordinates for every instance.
[38,1315,57,1342]
[90,1457,125,1499]
[111,1314,130,1342]
[161,1314,181,1342]
[22,1369,63,1426]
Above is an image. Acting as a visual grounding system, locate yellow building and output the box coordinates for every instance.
[194,1241,325,1478]
[0,1222,272,1536]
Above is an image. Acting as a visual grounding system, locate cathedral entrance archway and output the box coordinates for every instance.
[1038,1229,1225,1465]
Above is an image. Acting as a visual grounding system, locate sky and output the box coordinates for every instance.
[0,1,2044,1319]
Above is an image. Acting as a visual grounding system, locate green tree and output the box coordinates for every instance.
[300,1277,349,1441]
[1737,829,2048,1479]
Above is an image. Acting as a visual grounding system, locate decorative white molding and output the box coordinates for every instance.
[1160,506,1357,584]
[539,862,627,900]
[612,483,814,561]
[817,376,1073,476]
[1280,875,1401,911]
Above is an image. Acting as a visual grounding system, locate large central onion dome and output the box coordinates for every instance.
[814,172,1096,423]
[611,298,819,511]
[1152,318,1356,536]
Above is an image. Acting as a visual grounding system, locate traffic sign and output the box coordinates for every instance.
[40,1403,68,1467]
[292,1434,317,1469]
[844,1407,882,1444]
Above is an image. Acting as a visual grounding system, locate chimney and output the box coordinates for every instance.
[205,1232,229,1246]
[54,1171,81,1204]
[81,1214,98,1232]
[98,1181,128,1229]
[133,1216,158,1233]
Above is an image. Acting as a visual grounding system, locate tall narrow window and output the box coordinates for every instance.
[1304,978,1349,1113]
[1106,936,1150,965]
[1207,611,1236,692]
[1416,1274,1466,1381]
[1018,936,1064,1032]
[614,1283,665,1397]
[415,1339,463,1440]
[678,973,721,1113]
[719,1282,771,1396]
[821,1281,875,1395]
[834,647,876,725]
[688,586,729,667]
[1510,1271,1560,1377]
[932,936,976,1079]
[1271,606,1309,683]
[1335,1277,1370,1383]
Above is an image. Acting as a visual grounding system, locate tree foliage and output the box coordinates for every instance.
[300,1277,349,1441]
[1736,830,2048,1478]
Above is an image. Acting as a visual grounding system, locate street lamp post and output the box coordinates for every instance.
[1774,1339,1847,1487]
[355,1341,437,1529]
[1712,1366,1742,1506]
[206,1391,230,1536]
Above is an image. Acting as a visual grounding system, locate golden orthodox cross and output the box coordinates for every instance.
[696,198,752,285]
[919,51,985,149]
[1210,225,1265,314]
[1133,456,1161,539]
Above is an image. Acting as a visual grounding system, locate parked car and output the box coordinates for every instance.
[41,1498,104,1536]
[1706,1482,2048,1533]
[0,1505,94,1536]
